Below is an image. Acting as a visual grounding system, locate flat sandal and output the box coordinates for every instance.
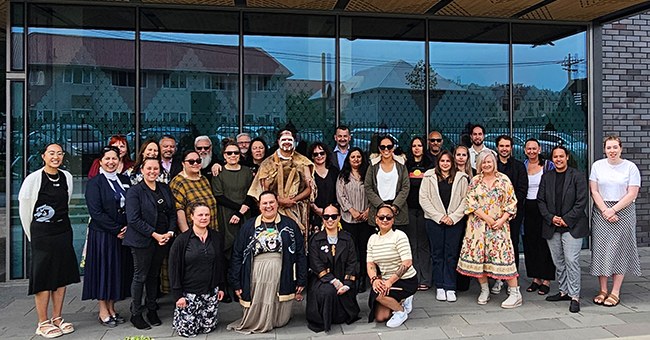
[593,291,608,305]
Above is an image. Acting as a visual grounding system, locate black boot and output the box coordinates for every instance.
[222,289,232,303]
[147,310,162,326]
[358,277,366,293]
[130,314,151,330]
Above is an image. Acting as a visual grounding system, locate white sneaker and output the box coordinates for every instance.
[436,288,446,301]
[386,310,408,328]
[501,286,523,309]
[491,280,504,295]
[478,282,490,305]
[446,290,457,302]
[402,295,413,314]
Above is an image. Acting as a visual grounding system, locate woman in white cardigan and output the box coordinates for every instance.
[419,150,468,302]
[19,143,79,338]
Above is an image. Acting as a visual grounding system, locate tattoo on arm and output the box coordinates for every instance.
[368,265,377,278]
[394,264,410,278]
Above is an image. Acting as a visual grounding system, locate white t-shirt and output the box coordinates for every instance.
[589,159,641,201]
[527,170,543,200]
[376,164,398,201]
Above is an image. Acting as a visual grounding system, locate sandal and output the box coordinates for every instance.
[35,320,62,338]
[593,291,608,305]
[604,294,620,307]
[51,317,74,334]
[538,284,550,295]
[526,282,540,292]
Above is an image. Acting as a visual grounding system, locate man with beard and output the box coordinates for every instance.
[426,130,443,165]
[160,135,182,179]
[468,124,496,170]
[492,134,528,294]
[332,125,351,170]
[237,133,253,166]
[194,135,223,182]
[248,128,315,246]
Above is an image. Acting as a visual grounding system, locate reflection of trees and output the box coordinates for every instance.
[405,60,437,90]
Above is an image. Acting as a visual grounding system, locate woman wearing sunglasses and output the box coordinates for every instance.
[367,205,417,328]
[365,135,410,232]
[306,204,361,332]
[211,141,254,303]
[308,142,339,234]
[169,150,218,233]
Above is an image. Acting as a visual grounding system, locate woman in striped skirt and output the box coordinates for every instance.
[590,135,641,307]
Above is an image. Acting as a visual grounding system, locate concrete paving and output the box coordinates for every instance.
[3,248,650,340]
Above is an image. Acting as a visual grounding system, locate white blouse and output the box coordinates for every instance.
[589,159,641,201]
[527,170,543,200]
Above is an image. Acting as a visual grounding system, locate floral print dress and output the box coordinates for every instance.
[457,172,518,279]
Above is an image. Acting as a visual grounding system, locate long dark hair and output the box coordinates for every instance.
[132,138,160,172]
[307,141,336,170]
[434,150,457,184]
[339,147,368,184]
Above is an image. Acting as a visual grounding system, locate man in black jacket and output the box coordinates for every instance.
[494,135,528,294]
[537,145,588,313]
[159,135,182,179]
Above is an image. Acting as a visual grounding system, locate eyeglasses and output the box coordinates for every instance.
[46,151,65,156]
[238,141,251,145]
[225,151,240,156]
[313,151,326,157]
[323,214,340,221]
[196,146,211,151]
[379,144,394,150]
[429,138,443,143]
[377,215,394,221]
[185,158,202,165]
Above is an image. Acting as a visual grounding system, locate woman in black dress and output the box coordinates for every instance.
[308,142,339,234]
[307,204,361,332]
[82,146,131,327]
[18,143,80,338]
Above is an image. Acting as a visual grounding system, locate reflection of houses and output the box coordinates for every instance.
[27,33,292,135]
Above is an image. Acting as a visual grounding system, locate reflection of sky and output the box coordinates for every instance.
[30,28,585,91]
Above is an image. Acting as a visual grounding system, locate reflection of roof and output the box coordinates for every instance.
[28,33,292,76]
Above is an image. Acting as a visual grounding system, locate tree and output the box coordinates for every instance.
[405,60,438,90]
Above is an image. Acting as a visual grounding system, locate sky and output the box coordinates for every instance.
[30,28,586,91]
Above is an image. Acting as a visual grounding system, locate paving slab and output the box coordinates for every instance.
[501,318,570,333]
[460,310,526,324]
[605,323,650,338]
[441,322,511,338]
[559,314,626,328]
[482,326,615,340]
[378,327,448,340]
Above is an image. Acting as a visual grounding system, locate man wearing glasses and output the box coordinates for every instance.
[194,135,223,182]
[426,131,444,165]
[236,133,252,166]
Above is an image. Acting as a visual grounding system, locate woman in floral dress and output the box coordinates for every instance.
[457,150,522,309]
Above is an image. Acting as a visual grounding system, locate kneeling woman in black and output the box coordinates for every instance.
[367,205,417,329]
[307,204,361,332]
[169,202,226,338]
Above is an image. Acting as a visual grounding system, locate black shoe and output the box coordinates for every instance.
[358,277,366,293]
[111,313,126,324]
[222,290,232,304]
[546,293,572,302]
[570,299,580,313]
[98,316,117,328]
[130,314,151,330]
[147,310,162,326]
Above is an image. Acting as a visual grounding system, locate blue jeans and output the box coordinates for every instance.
[546,232,583,298]
[426,218,464,290]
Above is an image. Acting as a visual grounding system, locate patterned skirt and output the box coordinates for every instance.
[590,201,642,277]
[173,287,220,337]
[457,218,518,280]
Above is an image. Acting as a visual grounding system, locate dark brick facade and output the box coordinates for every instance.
[601,13,650,247]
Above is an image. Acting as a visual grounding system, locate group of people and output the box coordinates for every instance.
[18,123,641,338]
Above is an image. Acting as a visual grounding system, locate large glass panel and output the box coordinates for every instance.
[429,20,510,151]
[140,9,239,153]
[26,4,136,273]
[340,17,425,154]
[9,82,24,279]
[243,13,335,151]
[11,2,24,71]
[513,24,588,170]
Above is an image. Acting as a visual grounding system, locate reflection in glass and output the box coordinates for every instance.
[10,82,25,279]
[11,2,25,71]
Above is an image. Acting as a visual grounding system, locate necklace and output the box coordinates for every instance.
[194,228,208,241]
[46,171,60,182]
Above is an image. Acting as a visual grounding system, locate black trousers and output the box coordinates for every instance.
[130,242,169,316]
[341,220,373,280]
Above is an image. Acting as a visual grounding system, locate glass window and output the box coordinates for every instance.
[9,82,24,279]
[11,3,25,71]
[140,9,239,153]
[340,17,425,154]
[512,24,588,170]
[243,13,336,150]
[429,20,510,152]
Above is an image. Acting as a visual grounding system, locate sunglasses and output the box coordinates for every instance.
[313,151,326,157]
[225,151,240,156]
[323,214,340,221]
[377,215,394,221]
[185,158,202,165]
[196,146,211,151]
[429,138,443,143]
[379,144,394,150]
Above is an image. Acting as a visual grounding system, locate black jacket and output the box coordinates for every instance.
[85,174,130,235]
[168,228,226,301]
[537,167,589,240]
[498,157,528,221]
[308,229,358,287]
[124,181,178,248]
[229,214,307,306]
[168,156,183,179]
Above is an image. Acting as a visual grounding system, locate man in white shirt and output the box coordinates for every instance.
[468,124,496,170]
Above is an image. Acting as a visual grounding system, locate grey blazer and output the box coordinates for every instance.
[537,167,589,240]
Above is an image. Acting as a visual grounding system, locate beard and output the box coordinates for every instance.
[472,139,483,146]
[200,153,212,169]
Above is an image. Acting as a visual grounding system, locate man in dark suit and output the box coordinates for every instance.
[159,135,182,179]
[537,145,588,313]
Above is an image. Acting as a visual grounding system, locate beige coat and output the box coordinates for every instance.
[419,170,468,224]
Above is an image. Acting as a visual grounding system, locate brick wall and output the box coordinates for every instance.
[601,13,650,246]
